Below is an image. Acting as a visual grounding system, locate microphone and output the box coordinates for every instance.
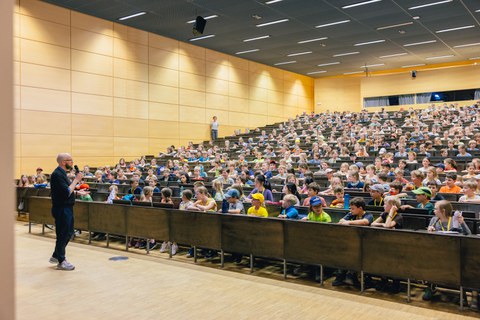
[74,165,80,174]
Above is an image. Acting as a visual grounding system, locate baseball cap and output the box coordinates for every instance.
[325,168,334,174]
[412,187,432,198]
[434,163,445,170]
[309,196,323,207]
[251,193,264,203]
[224,189,240,199]
[379,148,386,154]
[77,183,90,190]
[369,184,384,193]
[355,162,364,168]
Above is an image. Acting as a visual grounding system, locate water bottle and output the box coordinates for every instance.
[221,199,229,213]
[344,193,350,209]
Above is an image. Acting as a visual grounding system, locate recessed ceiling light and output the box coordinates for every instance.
[379,53,408,58]
[189,34,216,41]
[265,0,283,4]
[235,49,260,55]
[401,63,426,68]
[412,16,421,20]
[342,0,382,9]
[186,15,218,24]
[118,12,147,21]
[333,51,360,57]
[287,51,313,57]
[454,42,480,48]
[476,9,480,12]
[243,35,271,42]
[425,55,454,60]
[344,71,364,75]
[436,25,475,33]
[274,60,296,65]
[307,70,327,75]
[354,39,385,46]
[315,20,350,28]
[297,37,328,44]
[256,18,289,27]
[317,62,341,67]
[361,63,385,68]
[376,22,413,30]
[403,40,436,47]
[408,0,452,10]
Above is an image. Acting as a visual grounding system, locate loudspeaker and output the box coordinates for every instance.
[411,70,417,78]
[193,16,206,36]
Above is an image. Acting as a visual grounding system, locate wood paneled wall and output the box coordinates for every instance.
[315,64,480,113]
[14,0,314,176]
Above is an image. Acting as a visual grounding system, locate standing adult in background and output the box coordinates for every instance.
[49,153,85,271]
[211,115,219,141]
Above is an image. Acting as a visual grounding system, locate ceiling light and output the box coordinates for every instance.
[344,71,364,75]
[469,57,480,60]
[342,0,382,9]
[354,39,385,46]
[403,40,436,47]
[408,0,452,10]
[315,20,350,28]
[412,16,421,19]
[454,42,480,48]
[274,60,296,65]
[333,51,360,57]
[361,63,385,68]
[376,21,413,30]
[186,15,218,24]
[118,12,147,21]
[476,9,480,12]
[189,34,215,41]
[307,71,327,75]
[436,25,475,33]
[243,35,270,42]
[425,55,454,60]
[265,0,283,4]
[401,63,426,68]
[287,51,312,57]
[317,62,341,67]
[235,49,260,55]
[379,53,408,58]
[297,37,328,44]
[256,18,289,27]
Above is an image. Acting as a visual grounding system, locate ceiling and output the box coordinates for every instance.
[43,0,480,78]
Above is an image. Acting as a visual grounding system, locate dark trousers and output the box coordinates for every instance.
[211,129,218,141]
[51,206,74,263]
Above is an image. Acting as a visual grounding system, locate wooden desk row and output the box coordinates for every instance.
[28,196,480,297]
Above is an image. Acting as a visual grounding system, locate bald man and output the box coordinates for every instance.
[49,153,84,270]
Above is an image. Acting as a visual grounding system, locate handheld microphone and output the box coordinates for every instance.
[74,165,80,174]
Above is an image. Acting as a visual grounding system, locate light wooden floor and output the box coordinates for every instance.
[16,222,478,320]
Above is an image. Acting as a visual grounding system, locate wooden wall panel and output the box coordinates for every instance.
[72,93,113,116]
[71,11,113,36]
[21,110,71,135]
[15,0,313,174]
[21,39,70,69]
[115,98,149,120]
[71,28,113,56]
[21,87,70,113]
[21,63,70,91]
[72,50,113,76]
[71,115,113,137]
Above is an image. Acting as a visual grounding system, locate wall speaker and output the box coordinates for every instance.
[193,16,206,36]
[411,70,417,78]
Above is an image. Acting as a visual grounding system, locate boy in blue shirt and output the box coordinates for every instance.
[278,194,299,219]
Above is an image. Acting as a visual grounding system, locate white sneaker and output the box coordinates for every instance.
[159,241,169,253]
[49,256,58,264]
[57,260,75,271]
[171,243,178,256]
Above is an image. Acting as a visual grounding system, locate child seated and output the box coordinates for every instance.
[371,196,403,229]
[247,193,268,217]
[458,180,480,203]
[346,171,364,189]
[302,182,326,207]
[302,196,331,222]
[400,187,434,215]
[329,186,345,208]
[439,172,462,194]
[278,194,299,219]
[179,189,194,210]
[222,189,245,214]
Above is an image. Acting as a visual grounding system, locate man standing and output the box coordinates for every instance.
[49,153,84,271]
[211,115,219,141]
